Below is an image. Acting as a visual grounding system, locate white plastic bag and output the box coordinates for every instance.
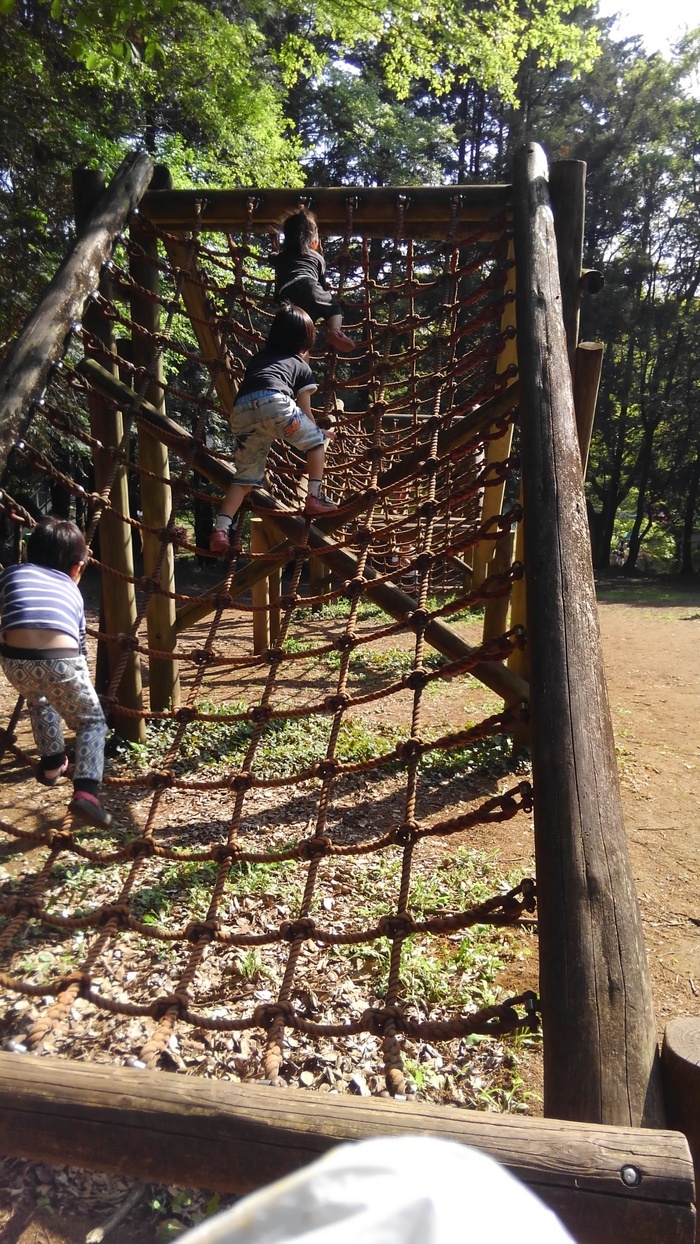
[180,1135,576,1244]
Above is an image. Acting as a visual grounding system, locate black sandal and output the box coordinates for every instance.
[36,756,69,787]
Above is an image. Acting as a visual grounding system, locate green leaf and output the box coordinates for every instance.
[49,0,62,17]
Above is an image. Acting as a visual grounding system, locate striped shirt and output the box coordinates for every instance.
[0,563,87,654]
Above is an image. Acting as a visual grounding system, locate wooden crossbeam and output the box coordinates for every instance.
[140,185,512,238]
[0,1053,694,1244]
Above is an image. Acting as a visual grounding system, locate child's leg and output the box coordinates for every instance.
[0,655,67,780]
[53,659,108,789]
[304,445,338,516]
[211,482,252,556]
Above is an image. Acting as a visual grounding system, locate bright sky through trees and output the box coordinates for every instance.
[596,0,697,54]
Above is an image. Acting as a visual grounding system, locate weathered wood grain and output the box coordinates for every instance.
[0,1053,693,1244]
[513,142,664,1127]
[0,151,153,476]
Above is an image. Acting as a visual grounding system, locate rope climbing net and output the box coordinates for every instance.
[0,189,537,1099]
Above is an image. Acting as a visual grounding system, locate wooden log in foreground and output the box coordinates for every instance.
[0,1053,693,1244]
[0,151,153,477]
[78,357,528,707]
[513,142,663,1127]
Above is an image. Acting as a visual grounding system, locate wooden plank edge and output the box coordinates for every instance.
[0,1053,693,1205]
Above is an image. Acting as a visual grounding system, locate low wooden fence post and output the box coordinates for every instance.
[513,141,664,1127]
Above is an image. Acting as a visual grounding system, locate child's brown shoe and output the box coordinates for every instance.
[69,792,113,829]
[210,527,232,558]
[305,493,338,517]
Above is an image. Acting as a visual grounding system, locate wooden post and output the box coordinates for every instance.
[72,170,145,744]
[482,530,514,643]
[0,152,153,477]
[251,517,270,655]
[129,165,181,711]
[662,1020,700,1203]
[574,342,604,477]
[262,517,282,643]
[0,1053,694,1244]
[549,160,586,374]
[472,241,516,597]
[513,142,664,1127]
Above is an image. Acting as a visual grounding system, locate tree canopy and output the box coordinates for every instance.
[2,0,700,570]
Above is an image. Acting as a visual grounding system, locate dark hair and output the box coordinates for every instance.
[266,301,316,353]
[26,516,89,575]
[280,208,320,257]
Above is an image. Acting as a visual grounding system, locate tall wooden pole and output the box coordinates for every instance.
[0,152,153,476]
[513,142,663,1127]
[73,170,145,743]
[549,160,586,374]
[129,166,181,711]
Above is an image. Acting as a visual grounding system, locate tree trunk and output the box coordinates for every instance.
[681,447,700,575]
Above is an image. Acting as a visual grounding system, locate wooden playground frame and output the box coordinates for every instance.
[0,145,698,1243]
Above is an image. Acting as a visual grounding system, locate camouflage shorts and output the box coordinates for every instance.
[230,390,326,486]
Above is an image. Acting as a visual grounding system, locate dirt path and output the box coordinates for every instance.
[596,579,700,1031]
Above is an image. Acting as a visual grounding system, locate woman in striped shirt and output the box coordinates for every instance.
[0,516,111,828]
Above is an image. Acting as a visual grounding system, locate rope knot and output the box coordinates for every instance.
[279,916,317,943]
[395,736,423,759]
[405,607,428,628]
[344,575,366,598]
[97,903,132,929]
[125,836,156,859]
[263,647,284,664]
[333,633,357,652]
[520,878,536,912]
[377,912,414,939]
[518,781,534,812]
[185,918,220,944]
[229,771,253,791]
[117,633,139,651]
[402,669,430,691]
[391,820,419,845]
[252,1000,295,1030]
[361,1005,404,1036]
[298,835,331,861]
[175,706,197,724]
[152,991,190,1020]
[250,704,272,722]
[324,693,350,712]
[190,648,215,666]
[313,758,340,779]
[149,769,174,790]
[42,827,75,852]
[212,842,243,863]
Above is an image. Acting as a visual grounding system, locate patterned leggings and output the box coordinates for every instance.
[0,654,107,782]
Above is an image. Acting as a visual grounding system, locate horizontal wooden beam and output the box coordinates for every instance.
[140,185,512,236]
[0,1053,693,1244]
